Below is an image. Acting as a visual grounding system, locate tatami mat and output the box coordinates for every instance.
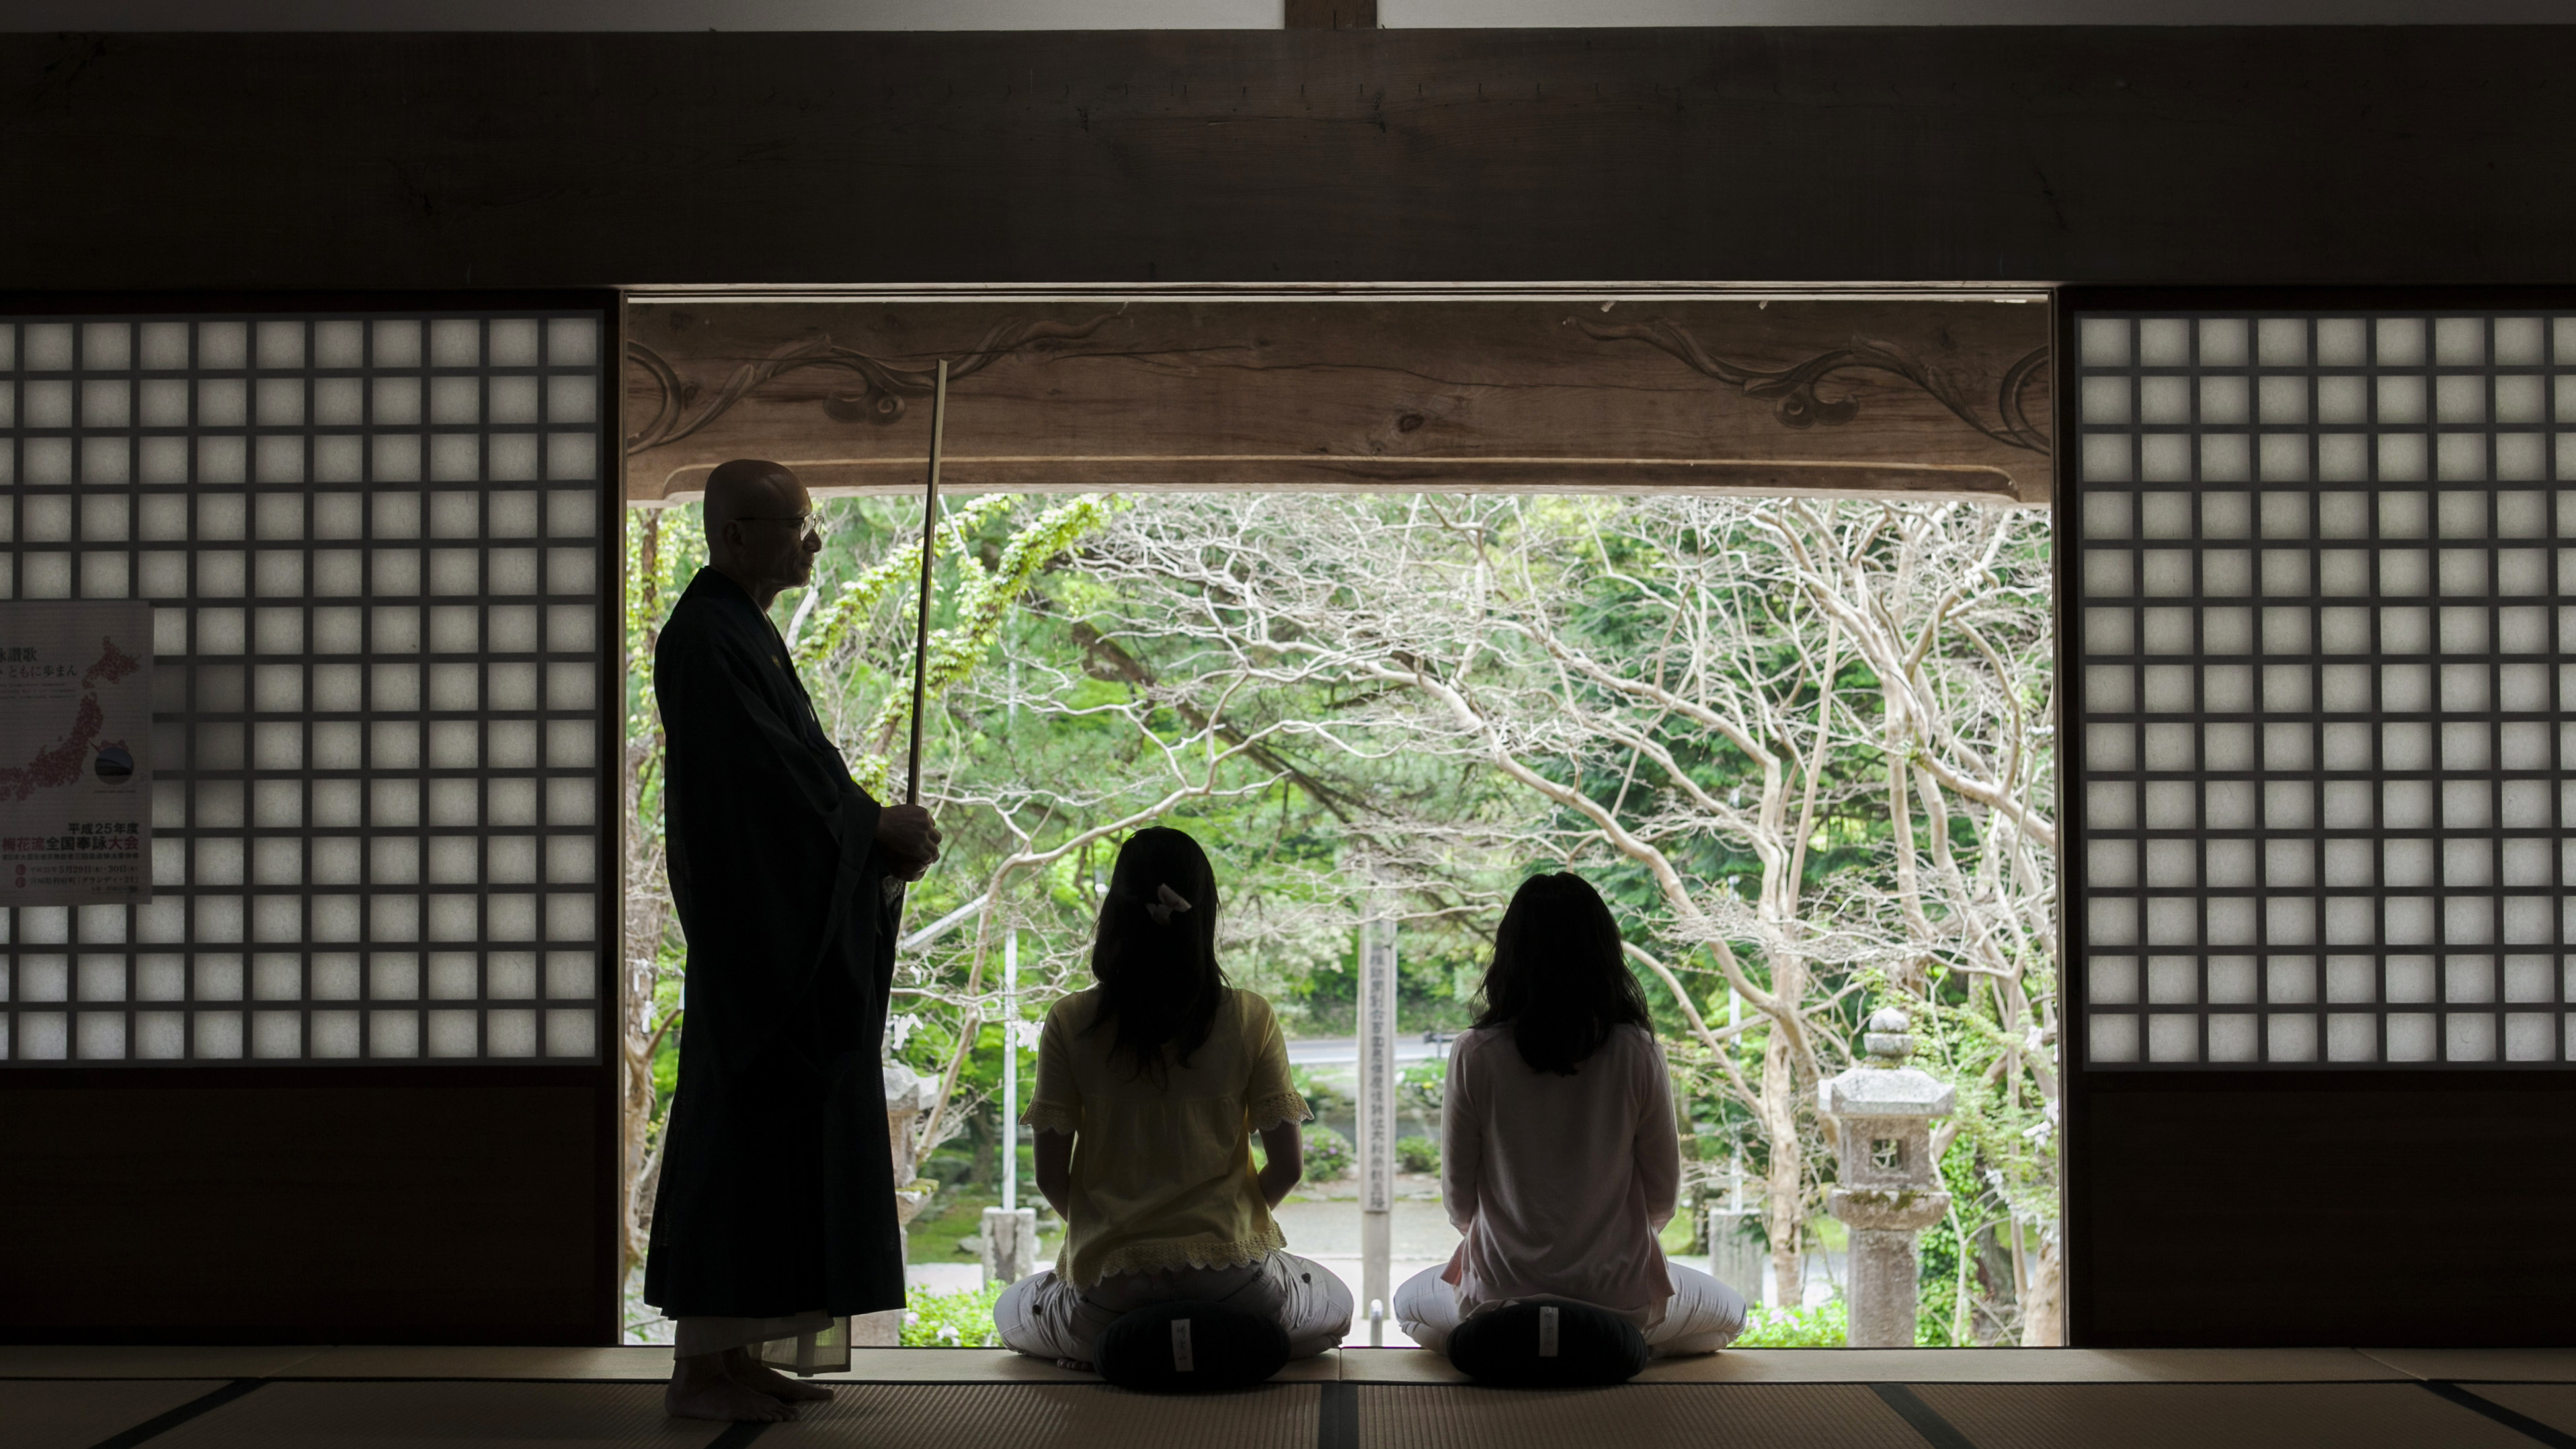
[145,1380,726,1449]
[15,1366,2576,1449]
[759,1382,1317,1448]
[1355,1383,1926,1449]
[0,1346,325,1379]
[2462,1382,2576,1436]
[288,1346,677,1380]
[1333,1346,2403,1385]
[1676,1348,2403,1384]
[1912,1382,2538,1449]
[2364,1347,2576,1382]
[0,1378,231,1449]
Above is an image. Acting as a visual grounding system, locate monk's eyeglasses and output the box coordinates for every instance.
[738,513,831,539]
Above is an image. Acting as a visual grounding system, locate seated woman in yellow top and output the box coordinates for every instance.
[996,827,1354,1367]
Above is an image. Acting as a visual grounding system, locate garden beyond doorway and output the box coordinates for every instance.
[619,489,2057,1348]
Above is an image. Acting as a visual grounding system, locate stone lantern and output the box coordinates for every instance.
[850,1064,942,1348]
[765,1063,944,1363]
[883,1063,942,1242]
[1818,1007,1954,1348]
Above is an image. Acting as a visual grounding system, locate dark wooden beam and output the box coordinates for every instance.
[3,28,2573,289]
[0,1074,613,1343]
[623,296,2052,503]
[2075,1083,2576,1346]
[1285,0,1377,27]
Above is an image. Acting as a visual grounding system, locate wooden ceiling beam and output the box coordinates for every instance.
[624,296,2052,506]
[1283,0,1377,28]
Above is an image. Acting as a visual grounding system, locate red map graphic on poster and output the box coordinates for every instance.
[0,635,143,803]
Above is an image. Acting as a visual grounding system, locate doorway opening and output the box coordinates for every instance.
[616,288,2056,1350]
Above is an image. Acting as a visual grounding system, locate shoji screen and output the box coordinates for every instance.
[0,294,619,1344]
[2062,290,2576,1348]
[0,309,612,1065]
[2074,310,2576,1068]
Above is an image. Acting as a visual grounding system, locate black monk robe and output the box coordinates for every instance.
[643,567,907,1321]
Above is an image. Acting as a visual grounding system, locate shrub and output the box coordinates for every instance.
[1732,1299,1847,1348]
[1396,1134,1441,1174]
[1303,1124,1355,1181]
[1292,1067,1350,1119]
[1398,1058,1447,1115]
[901,1281,1006,1348]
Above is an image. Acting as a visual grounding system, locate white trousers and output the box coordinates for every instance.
[1393,1262,1746,1358]
[995,1252,1354,1364]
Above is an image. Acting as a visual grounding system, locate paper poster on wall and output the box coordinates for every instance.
[0,602,153,906]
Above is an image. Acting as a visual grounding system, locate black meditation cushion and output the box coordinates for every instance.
[1094,1300,1291,1393]
[1446,1300,1649,1387]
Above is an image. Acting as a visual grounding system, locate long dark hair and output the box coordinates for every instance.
[1087,827,1227,1076]
[1472,872,1651,1075]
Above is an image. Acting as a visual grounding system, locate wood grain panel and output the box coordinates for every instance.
[0,1075,614,1343]
[625,298,2050,503]
[2070,1083,2576,1347]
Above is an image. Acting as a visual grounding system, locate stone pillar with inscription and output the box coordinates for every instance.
[1819,1007,1954,1348]
[1356,910,1398,1345]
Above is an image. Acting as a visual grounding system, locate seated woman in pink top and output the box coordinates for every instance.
[1394,872,1745,1360]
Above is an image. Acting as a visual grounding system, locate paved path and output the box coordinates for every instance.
[1285,1036,1451,1067]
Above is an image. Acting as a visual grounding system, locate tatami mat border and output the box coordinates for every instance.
[0,1377,238,1449]
[0,1348,329,1380]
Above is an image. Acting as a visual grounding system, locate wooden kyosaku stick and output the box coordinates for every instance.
[905,359,948,808]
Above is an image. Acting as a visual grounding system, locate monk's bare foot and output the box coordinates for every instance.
[723,1350,835,1403]
[1055,1358,1095,1372]
[668,1352,796,1422]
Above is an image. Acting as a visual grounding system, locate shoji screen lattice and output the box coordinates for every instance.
[0,308,613,1065]
[2073,310,2576,1068]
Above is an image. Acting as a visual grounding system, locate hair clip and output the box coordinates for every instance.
[1145,882,1195,925]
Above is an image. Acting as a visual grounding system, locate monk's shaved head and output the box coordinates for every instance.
[703,458,795,534]
[702,458,819,608]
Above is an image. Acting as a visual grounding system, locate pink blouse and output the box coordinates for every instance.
[1440,1022,1679,1315]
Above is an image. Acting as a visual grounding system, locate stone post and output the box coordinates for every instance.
[1818,1007,1954,1348]
[1703,1159,1767,1308]
[980,1206,1039,1286]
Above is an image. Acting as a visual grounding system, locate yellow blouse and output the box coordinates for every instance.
[1023,986,1308,1286]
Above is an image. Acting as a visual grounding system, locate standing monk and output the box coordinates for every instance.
[646,459,942,1422]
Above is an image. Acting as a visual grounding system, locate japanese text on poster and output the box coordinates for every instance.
[0,602,153,905]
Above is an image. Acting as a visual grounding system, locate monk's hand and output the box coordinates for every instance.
[877,804,941,880]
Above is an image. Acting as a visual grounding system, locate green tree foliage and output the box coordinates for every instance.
[1396,1135,1441,1175]
[1734,1300,1849,1348]
[1045,491,2056,1337]
[621,489,2057,1343]
[1302,1125,1356,1182]
[902,1282,1008,1347]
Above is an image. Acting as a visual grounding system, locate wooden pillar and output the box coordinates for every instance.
[1284,0,1375,27]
